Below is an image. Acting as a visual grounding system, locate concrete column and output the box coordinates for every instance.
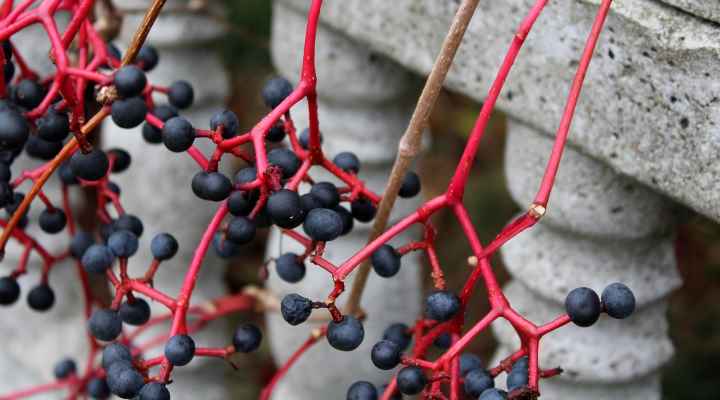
[492,120,682,399]
[264,3,424,399]
[105,1,232,398]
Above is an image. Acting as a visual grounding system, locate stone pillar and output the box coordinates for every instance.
[491,120,682,399]
[264,3,424,399]
[105,1,232,398]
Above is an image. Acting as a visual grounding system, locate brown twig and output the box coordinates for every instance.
[0,0,169,259]
[344,0,481,316]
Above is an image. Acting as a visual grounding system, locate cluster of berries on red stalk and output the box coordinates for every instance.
[0,0,634,399]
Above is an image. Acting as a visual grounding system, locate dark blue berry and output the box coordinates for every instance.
[27,283,54,311]
[115,214,144,237]
[168,80,194,109]
[267,189,304,228]
[399,172,421,198]
[108,148,131,173]
[601,282,635,319]
[0,276,20,305]
[351,199,376,222]
[151,233,178,260]
[89,309,122,341]
[14,79,44,109]
[0,162,10,182]
[143,105,177,144]
[266,121,286,142]
[164,334,195,366]
[162,116,195,152]
[108,230,139,258]
[138,382,170,400]
[39,208,66,234]
[371,245,401,278]
[327,315,364,351]
[82,244,115,273]
[226,216,256,245]
[0,108,30,150]
[37,109,69,142]
[425,290,460,322]
[228,191,254,216]
[70,231,95,259]
[234,166,258,186]
[371,340,401,370]
[479,389,508,399]
[280,293,312,325]
[565,287,601,327]
[459,353,483,376]
[119,298,151,325]
[114,66,147,98]
[59,161,79,185]
[268,148,300,179]
[397,366,427,395]
[333,152,360,174]
[298,127,322,150]
[102,342,132,370]
[309,182,339,208]
[212,233,240,258]
[347,381,378,400]
[300,193,322,214]
[70,149,109,181]
[464,368,494,397]
[26,135,63,160]
[303,208,343,242]
[191,171,232,201]
[233,323,263,353]
[433,332,451,349]
[334,205,354,235]
[53,358,77,379]
[106,363,144,399]
[507,368,528,391]
[136,45,159,71]
[210,110,239,138]
[276,253,305,283]
[382,323,411,351]
[87,377,111,399]
[111,97,147,129]
[261,76,293,109]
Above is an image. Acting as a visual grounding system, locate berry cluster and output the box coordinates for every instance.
[0,0,630,399]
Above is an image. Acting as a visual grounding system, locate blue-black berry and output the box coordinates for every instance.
[162,116,195,152]
[333,152,360,174]
[0,276,20,305]
[276,253,306,283]
[382,323,411,351]
[232,323,263,353]
[309,182,339,208]
[143,105,177,144]
[425,290,460,322]
[27,283,54,311]
[25,135,62,160]
[565,287,601,327]
[114,214,144,237]
[210,110,239,139]
[114,66,147,98]
[108,230,139,258]
[480,388,508,399]
[106,363,144,399]
[70,231,95,259]
[89,309,122,341]
[280,293,312,326]
[119,298,151,326]
[164,334,195,366]
[228,191,254,217]
[0,108,29,150]
[268,148,300,179]
[138,382,170,400]
[111,97,147,129]
[102,342,132,370]
[303,208,343,242]
[433,332,451,349]
[87,377,111,399]
[266,121,286,142]
[601,282,635,319]
[14,79,44,109]
[334,205,354,235]
[37,109,69,142]
[397,366,427,395]
[168,80,194,109]
[298,127,322,150]
[464,368,494,397]
[261,76,293,109]
[460,353,483,376]
[371,245,401,278]
[347,381,377,400]
[327,315,365,351]
[151,233,178,261]
[82,244,115,273]
[351,199,376,222]
[70,149,109,181]
[53,357,77,379]
[226,216,256,245]
[191,171,232,201]
[399,172,421,198]
[39,208,66,234]
[267,189,304,229]
[371,340,401,370]
[136,45,159,71]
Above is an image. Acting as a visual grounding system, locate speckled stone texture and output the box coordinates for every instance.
[492,120,681,399]
[659,0,720,23]
[265,3,424,399]
[278,0,720,224]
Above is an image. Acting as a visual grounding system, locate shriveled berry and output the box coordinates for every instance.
[113,66,147,98]
[108,230,139,258]
[226,216,256,245]
[382,323,411,351]
[309,182,339,208]
[168,80,194,109]
[280,293,312,325]
[151,233,178,260]
[565,287,601,327]
[0,108,29,149]
[303,208,343,242]
[27,283,54,311]
[82,244,115,273]
[371,340,401,370]
[162,116,195,152]
[0,276,20,305]
[267,189,304,229]
[464,368,494,397]
[397,366,427,395]
[601,282,636,319]
[111,97,147,129]
[39,208,66,234]
[138,382,170,400]
[53,358,77,379]
[351,198,376,222]
[233,323,263,353]
[70,149,109,181]
[210,110,239,138]
[333,152,360,174]
[89,309,122,341]
[276,253,305,283]
[371,245,401,278]
[261,76,293,108]
[425,290,460,322]
[327,315,364,351]
[347,381,377,400]
[119,298,151,326]
[268,148,300,179]
[164,334,195,366]
[191,171,232,201]
[399,171,421,198]
[37,109,69,142]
